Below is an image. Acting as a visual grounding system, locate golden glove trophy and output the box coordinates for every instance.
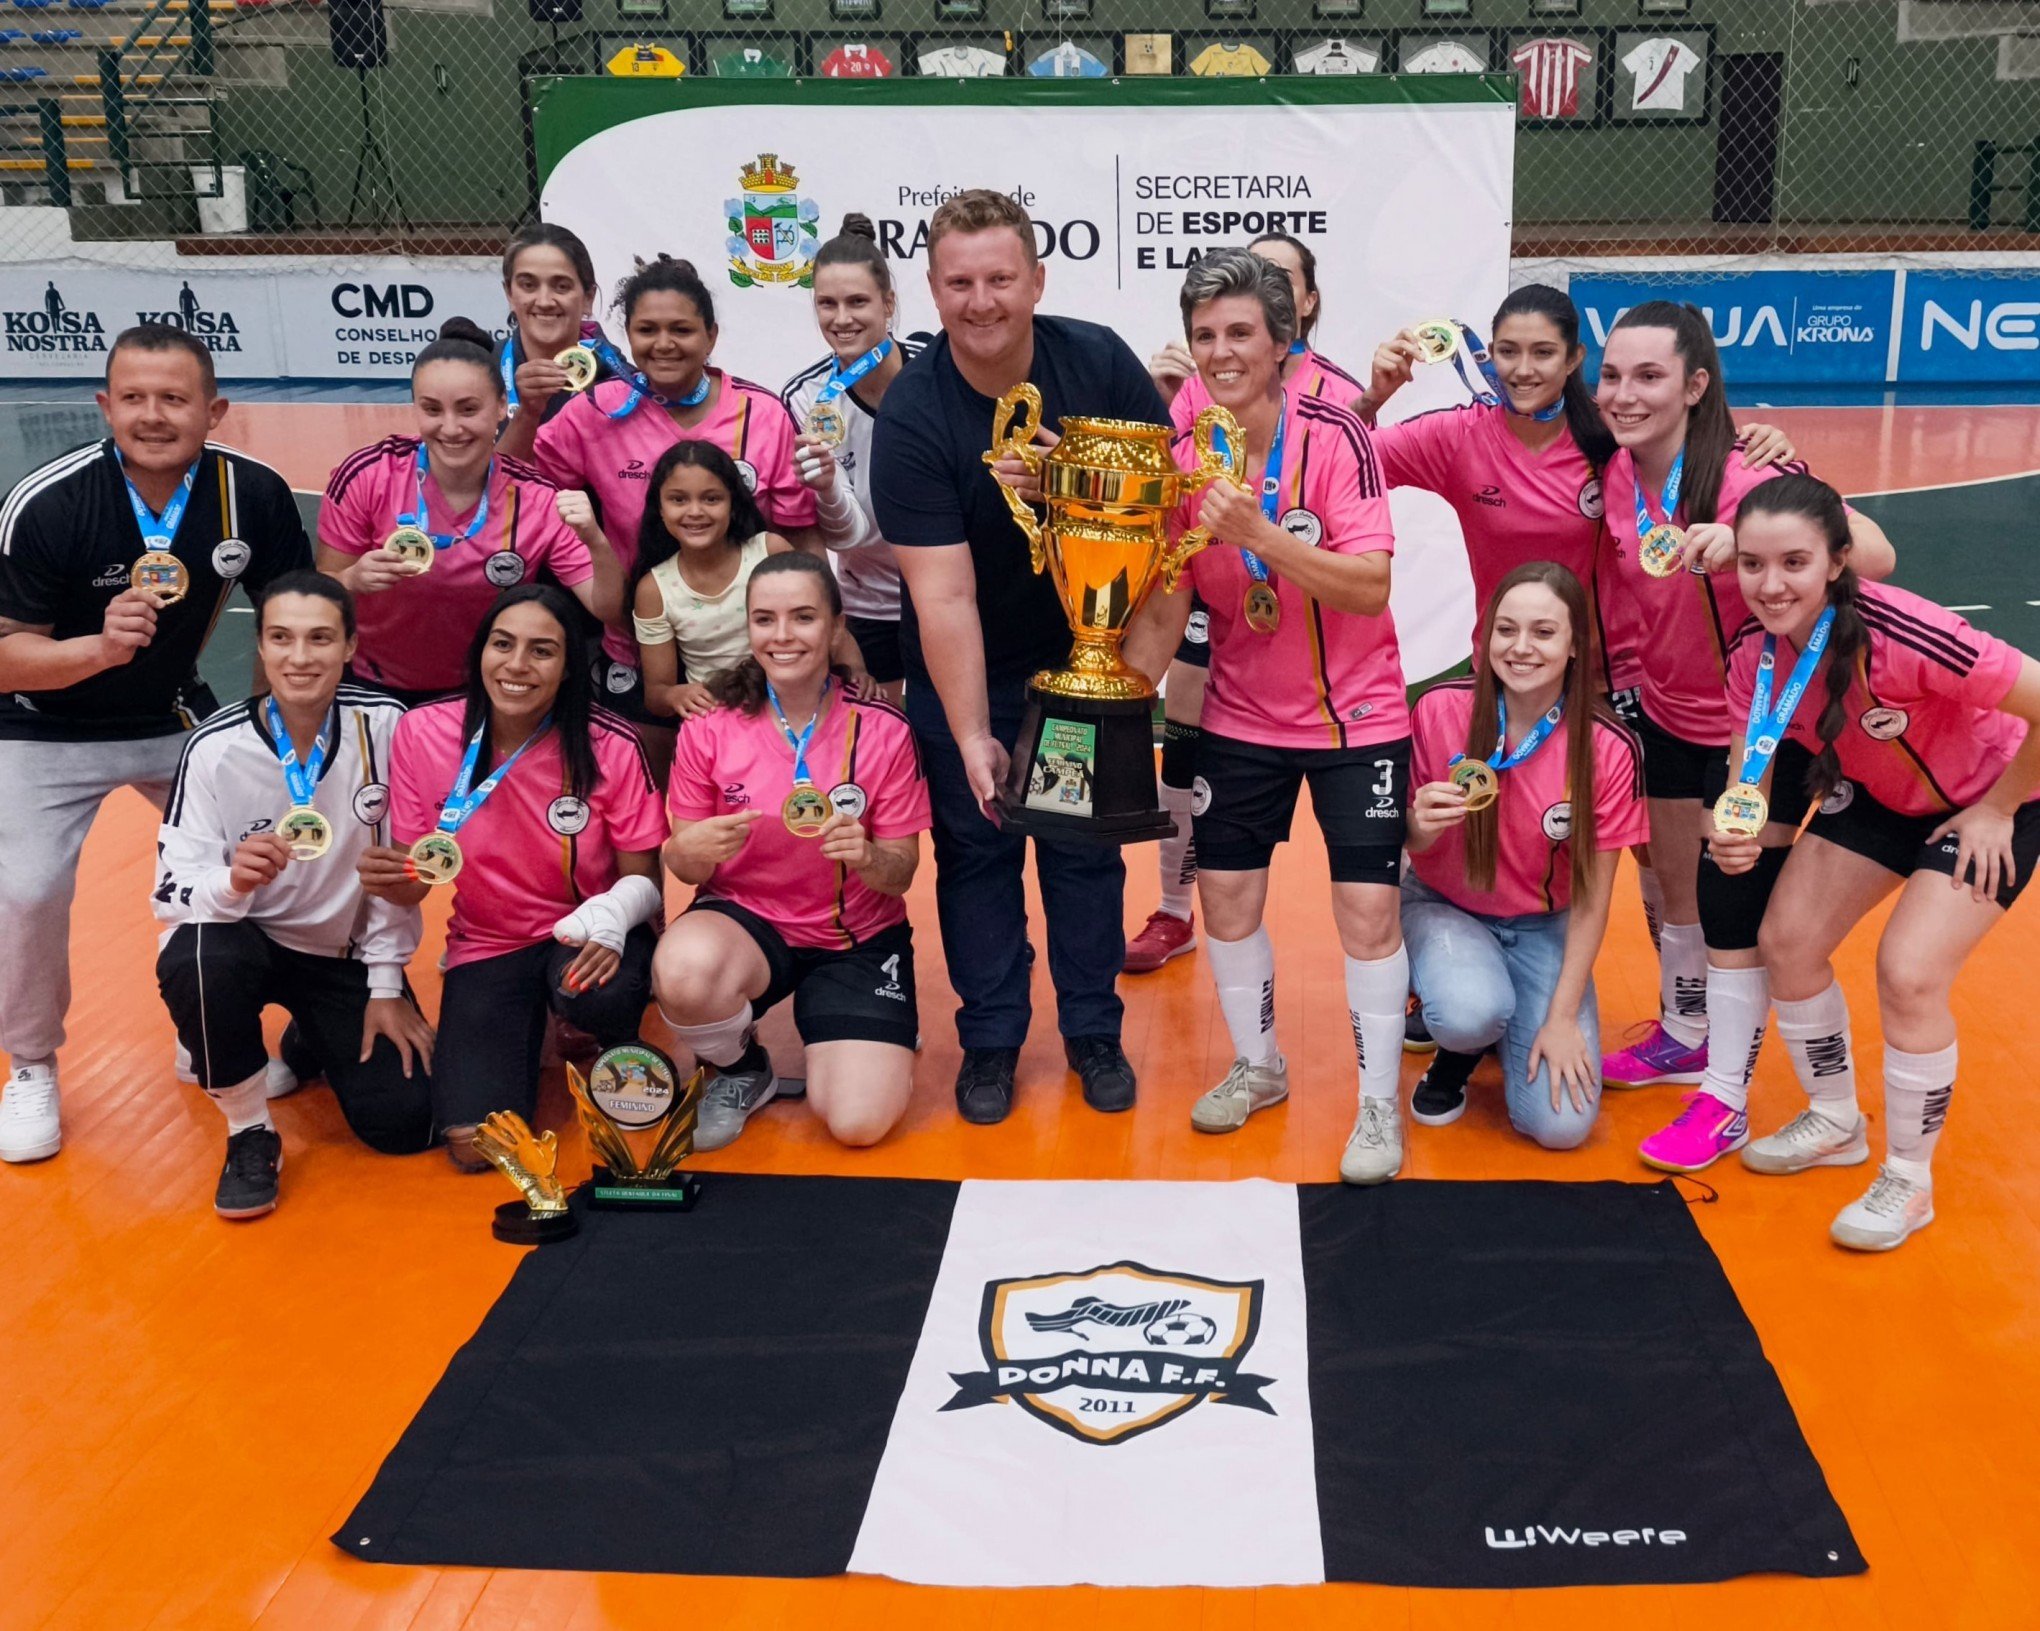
[566,1042,704,1211]
[983,383,1244,842]
[474,1111,580,1246]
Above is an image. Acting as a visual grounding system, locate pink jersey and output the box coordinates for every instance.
[1725,580,2031,819]
[667,692,931,950]
[1409,679,1649,916]
[1594,521,1646,695]
[320,438,594,695]
[1600,447,1810,746]
[532,368,818,663]
[1172,393,1403,750]
[388,700,668,969]
[1169,346,1361,434]
[1370,403,1605,640]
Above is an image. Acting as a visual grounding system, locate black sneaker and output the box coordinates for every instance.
[956,1047,1020,1125]
[1066,1035,1137,1114]
[1403,991,1437,1054]
[215,1125,282,1219]
[1410,1048,1481,1127]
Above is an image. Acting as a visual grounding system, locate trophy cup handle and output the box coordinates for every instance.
[1159,525,1212,596]
[1186,403,1247,493]
[981,382,1048,572]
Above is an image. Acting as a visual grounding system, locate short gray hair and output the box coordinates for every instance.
[1178,248,1297,351]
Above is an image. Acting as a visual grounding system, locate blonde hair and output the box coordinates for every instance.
[927,189,1036,268]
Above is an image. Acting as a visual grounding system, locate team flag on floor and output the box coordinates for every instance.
[339,1176,1864,1589]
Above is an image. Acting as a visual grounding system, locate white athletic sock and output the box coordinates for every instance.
[1205,928,1277,1066]
[1699,964,1768,1112]
[1658,922,1709,1048]
[1883,1041,1956,1184]
[1155,783,1198,922]
[207,1070,272,1136]
[1775,981,1860,1127]
[663,1004,753,1069]
[1636,863,1666,956]
[1345,947,1409,1103]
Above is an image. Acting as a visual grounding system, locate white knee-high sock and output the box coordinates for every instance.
[207,1069,272,1136]
[1699,964,1768,1111]
[663,1003,752,1068]
[1205,928,1277,1066]
[1345,947,1409,1103]
[1155,783,1198,923]
[1636,862,1666,955]
[1658,922,1709,1047]
[1884,1042,1956,1184]
[1775,981,1859,1127]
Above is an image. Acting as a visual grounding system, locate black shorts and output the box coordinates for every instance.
[1636,705,1813,828]
[1172,590,1212,671]
[1608,685,1644,729]
[689,897,919,1048]
[1802,778,2040,909]
[846,614,906,686]
[1192,730,1409,884]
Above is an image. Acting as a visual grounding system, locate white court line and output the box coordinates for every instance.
[1846,468,2040,501]
[1946,605,1993,612]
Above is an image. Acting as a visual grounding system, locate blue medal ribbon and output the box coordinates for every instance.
[1286,339,1306,358]
[766,678,830,785]
[1735,605,1836,788]
[435,716,553,836]
[498,334,519,409]
[815,337,893,413]
[1450,694,1565,777]
[1437,320,1566,424]
[1633,444,1685,544]
[1209,407,1286,589]
[608,355,711,422]
[265,697,332,806]
[503,323,639,416]
[399,444,493,552]
[116,447,201,551]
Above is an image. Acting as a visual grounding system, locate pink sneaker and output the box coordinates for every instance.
[1639,1091,1750,1173]
[1124,909,1195,973]
[1602,1022,1707,1088]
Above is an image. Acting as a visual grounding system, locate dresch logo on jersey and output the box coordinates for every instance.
[135,282,243,354]
[722,782,752,807]
[618,458,649,483]
[1473,484,1506,510]
[4,282,107,353]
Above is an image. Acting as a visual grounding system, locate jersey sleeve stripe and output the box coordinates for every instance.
[0,441,105,554]
[1858,598,1982,676]
[591,706,659,793]
[323,437,407,502]
[1297,397,1382,497]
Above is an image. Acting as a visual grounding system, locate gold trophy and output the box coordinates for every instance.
[983,383,1244,841]
[565,1042,704,1211]
[474,1111,580,1246]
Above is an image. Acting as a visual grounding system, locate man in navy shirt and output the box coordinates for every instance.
[872,189,1166,1124]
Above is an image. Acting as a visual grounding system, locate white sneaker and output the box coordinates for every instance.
[1339,1095,1403,1185]
[1190,1056,1288,1133]
[0,1062,62,1163]
[1741,1107,1869,1175]
[174,1044,299,1100]
[1831,1164,1935,1252]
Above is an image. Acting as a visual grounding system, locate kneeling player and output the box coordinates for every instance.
[154,572,434,1218]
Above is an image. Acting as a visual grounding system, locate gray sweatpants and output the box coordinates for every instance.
[0,732,186,1063]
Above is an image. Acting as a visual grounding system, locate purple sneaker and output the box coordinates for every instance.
[1602,1022,1707,1088]
[1639,1091,1750,1173]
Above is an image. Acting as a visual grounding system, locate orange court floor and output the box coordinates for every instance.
[3,400,2040,1630]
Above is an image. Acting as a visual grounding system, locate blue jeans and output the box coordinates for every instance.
[1401,873,1601,1149]
[906,678,1126,1050]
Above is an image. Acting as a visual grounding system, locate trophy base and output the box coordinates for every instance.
[588,1165,702,1211]
[998,688,1175,846]
[492,1199,581,1246]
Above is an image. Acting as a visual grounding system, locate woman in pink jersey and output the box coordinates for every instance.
[317,318,622,707]
[653,554,929,1152]
[1402,563,1648,1146]
[1592,301,1894,1177]
[1126,249,1408,1185]
[362,585,669,1167]
[1710,476,2040,1250]
[1131,233,1363,977]
[494,223,621,463]
[533,255,821,724]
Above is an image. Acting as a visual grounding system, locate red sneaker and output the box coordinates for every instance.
[1124,909,1195,973]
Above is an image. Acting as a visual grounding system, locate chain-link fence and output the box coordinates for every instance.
[0,0,2035,264]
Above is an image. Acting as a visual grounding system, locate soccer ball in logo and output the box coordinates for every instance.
[1143,1311,1218,1348]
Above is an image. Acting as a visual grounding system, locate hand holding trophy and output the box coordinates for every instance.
[474,1111,580,1245]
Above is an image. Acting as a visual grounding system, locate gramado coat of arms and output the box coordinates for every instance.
[724,154,822,289]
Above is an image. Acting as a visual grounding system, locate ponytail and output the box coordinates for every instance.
[1492,283,1614,472]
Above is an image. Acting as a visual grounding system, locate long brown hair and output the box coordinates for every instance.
[1461,561,1611,905]
[706,552,845,715]
[1609,300,1737,524]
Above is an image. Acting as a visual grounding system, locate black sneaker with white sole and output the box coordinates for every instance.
[215,1125,282,1219]
[1410,1048,1481,1127]
[1403,991,1437,1054]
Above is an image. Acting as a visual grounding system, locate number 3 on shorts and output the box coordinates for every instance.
[1372,759,1395,798]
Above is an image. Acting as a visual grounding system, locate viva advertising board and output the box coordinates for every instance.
[533,76,1517,683]
[1572,270,1896,385]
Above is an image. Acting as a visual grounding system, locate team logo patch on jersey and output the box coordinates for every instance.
[547,794,591,836]
[602,661,636,696]
[1860,706,1908,741]
[351,782,390,826]
[1185,609,1210,647]
[942,1263,1274,1446]
[1819,778,1855,816]
[1191,775,1213,816]
[723,154,821,290]
[212,537,250,579]
[1578,477,1605,520]
[1542,800,1573,842]
[484,550,526,588]
[733,458,760,494]
[1279,507,1324,548]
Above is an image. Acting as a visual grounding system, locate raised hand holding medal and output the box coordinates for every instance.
[412,715,553,885]
[384,444,492,576]
[1713,604,1836,839]
[117,448,200,608]
[1207,409,1289,636]
[266,697,335,861]
[1448,694,1566,816]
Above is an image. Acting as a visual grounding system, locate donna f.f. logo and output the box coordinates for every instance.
[723,154,821,290]
[942,1262,1274,1445]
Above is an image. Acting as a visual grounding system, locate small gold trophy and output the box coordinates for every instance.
[566,1042,704,1211]
[473,1110,580,1246]
[983,383,1244,841]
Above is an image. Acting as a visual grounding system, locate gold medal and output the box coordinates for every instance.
[1243,581,1281,634]
[1413,319,1461,365]
[1450,758,1500,813]
[554,345,599,393]
[409,831,464,885]
[1638,523,1686,579]
[279,805,333,862]
[782,784,831,838]
[385,526,435,571]
[804,399,849,449]
[132,550,188,607]
[1712,781,1769,838]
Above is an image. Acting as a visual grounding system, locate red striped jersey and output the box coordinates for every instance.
[1512,38,1593,119]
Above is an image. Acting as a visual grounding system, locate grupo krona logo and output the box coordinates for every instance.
[943,1261,1274,1446]
[724,154,820,290]
[4,281,106,353]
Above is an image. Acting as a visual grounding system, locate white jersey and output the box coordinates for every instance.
[1622,36,1700,112]
[917,44,1005,77]
[1293,39,1379,75]
[781,344,920,622]
[1404,40,1485,74]
[155,685,421,983]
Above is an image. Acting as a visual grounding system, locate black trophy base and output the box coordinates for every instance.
[997,686,1175,846]
[492,1198,581,1246]
[588,1165,702,1211]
